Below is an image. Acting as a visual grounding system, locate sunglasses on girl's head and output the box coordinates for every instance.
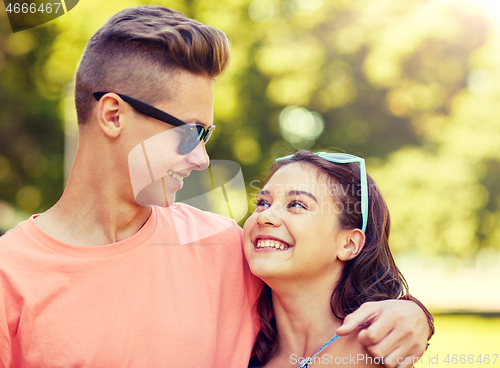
[276,152,368,233]
[93,92,215,155]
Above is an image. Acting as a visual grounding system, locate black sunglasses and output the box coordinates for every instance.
[93,92,216,155]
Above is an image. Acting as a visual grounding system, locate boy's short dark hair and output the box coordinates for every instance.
[75,6,230,124]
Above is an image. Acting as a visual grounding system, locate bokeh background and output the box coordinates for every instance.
[1,0,500,365]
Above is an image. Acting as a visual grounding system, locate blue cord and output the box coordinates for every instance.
[298,334,340,368]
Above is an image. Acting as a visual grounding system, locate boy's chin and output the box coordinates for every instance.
[135,180,175,207]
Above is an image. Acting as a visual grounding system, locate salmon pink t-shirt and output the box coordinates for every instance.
[0,204,261,368]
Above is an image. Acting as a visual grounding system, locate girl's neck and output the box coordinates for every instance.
[267,278,342,365]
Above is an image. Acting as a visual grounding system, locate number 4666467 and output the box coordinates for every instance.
[444,354,499,365]
[6,3,63,14]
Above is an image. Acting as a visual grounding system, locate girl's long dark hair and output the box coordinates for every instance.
[249,151,408,366]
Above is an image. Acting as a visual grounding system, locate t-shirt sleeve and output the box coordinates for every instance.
[237,223,263,302]
[235,223,264,338]
[0,278,13,368]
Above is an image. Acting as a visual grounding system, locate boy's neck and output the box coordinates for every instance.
[35,143,152,246]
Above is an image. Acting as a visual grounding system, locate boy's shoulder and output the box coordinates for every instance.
[156,203,242,246]
[0,217,31,250]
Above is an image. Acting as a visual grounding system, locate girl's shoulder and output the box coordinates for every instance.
[320,329,384,368]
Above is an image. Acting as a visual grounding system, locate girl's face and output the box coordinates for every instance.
[243,162,352,282]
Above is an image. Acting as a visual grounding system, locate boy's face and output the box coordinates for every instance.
[127,70,215,207]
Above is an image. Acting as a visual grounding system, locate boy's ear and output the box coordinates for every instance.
[96,94,126,138]
[337,229,366,261]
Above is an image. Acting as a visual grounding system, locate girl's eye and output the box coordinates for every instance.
[256,199,270,209]
[288,200,307,210]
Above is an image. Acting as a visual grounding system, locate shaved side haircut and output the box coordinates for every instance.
[75,6,230,124]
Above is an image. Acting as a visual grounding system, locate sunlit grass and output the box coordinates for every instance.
[419,315,500,367]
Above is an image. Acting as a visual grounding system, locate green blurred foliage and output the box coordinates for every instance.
[0,11,64,233]
[421,314,500,367]
[0,0,499,257]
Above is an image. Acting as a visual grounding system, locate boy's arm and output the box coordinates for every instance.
[336,297,434,368]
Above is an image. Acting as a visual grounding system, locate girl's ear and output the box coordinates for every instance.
[337,229,366,261]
